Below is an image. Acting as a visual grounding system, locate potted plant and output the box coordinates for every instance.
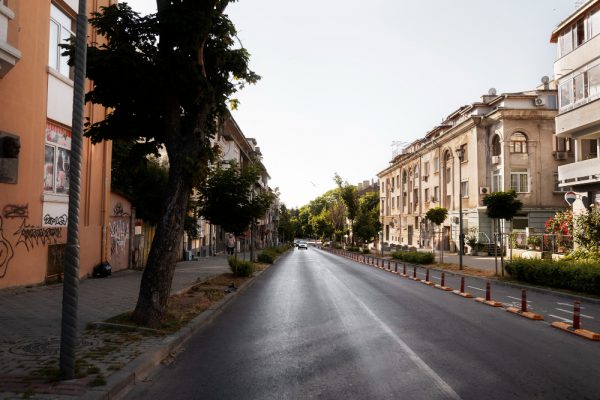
[527,236,541,250]
[466,234,479,255]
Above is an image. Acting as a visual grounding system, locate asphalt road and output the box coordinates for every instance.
[126,247,600,400]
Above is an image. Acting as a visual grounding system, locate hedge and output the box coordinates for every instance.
[505,259,600,295]
[391,251,434,264]
[227,257,255,277]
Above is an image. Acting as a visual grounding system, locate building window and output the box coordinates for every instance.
[512,215,529,230]
[556,137,572,152]
[553,172,567,192]
[433,186,439,202]
[445,194,451,209]
[424,188,430,203]
[433,157,439,172]
[49,4,75,79]
[492,170,502,192]
[44,121,71,194]
[460,181,468,198]
[459,144,468,162]
[491,135,501,156]
[510,169,529,193]
[559,79,573,108]
[509,132,528,153]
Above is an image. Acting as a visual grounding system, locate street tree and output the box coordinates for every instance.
[483,190,523,275]
[199,162,275,241]
[352,192,380,245]
[334,174,358,243]
[425,207,447,263]
[80,2,259,326]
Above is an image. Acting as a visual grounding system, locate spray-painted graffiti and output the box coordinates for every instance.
[43,214,68,226]
[3,204,29,219]
[0,216,15,278]
[14,219,62,251]
[113,203,128,217]
[110,219,130,256]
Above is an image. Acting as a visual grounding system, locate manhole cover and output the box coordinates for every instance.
[9,337,100,356]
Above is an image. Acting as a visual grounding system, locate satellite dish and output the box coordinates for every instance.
[541,76,550,84]
[488,88,497,96]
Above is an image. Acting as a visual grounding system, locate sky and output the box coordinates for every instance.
[124,0,577,208]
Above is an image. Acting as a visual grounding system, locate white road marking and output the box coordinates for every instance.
[506,296,530,302]
[555,308,594,319]
[325,268,463,400]
[467,285,485,292]
[549,314,572,323]
[557,302,585,309]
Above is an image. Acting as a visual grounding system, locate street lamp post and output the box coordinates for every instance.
[455,146,464,271]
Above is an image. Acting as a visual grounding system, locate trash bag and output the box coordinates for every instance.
[93,261,112,278]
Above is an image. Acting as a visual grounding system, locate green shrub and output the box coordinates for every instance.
[257,252,275,264]
[227,256,255,277]
[505,258,600,295]
[347,246,360,252]
[391,251,434,264]
[362,248,371,254]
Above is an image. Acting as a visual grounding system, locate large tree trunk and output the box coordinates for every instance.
[132,154,192,326]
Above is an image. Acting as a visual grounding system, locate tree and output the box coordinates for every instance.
[199,162,275,236]
[573,208,600,252]
[111,139,169,224]
[80,2,259,326]
[352,192,380,244]
[277,204,295,243]
[425,207,447,263]
[334,174,358,242]
[483,191,523,275]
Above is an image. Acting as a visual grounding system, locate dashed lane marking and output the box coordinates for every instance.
[549,314,572,323]
[555,308,593,319]
[467,285,485,292]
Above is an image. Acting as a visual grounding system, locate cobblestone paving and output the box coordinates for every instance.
[0,256,230,399]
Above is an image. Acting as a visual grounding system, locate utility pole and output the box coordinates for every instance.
[60,0,87,379]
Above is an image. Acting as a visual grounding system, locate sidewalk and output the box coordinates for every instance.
[0,256,230,399]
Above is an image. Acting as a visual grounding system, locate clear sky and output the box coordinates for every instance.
[124,0,576,208]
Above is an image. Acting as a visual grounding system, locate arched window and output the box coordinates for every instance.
[509,132,528,153]
[492,135,501,156]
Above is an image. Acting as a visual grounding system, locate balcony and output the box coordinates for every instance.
[558,157,600,187]
[0,1,20,78]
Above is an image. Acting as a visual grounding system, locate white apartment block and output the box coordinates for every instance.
[551,0,600,211]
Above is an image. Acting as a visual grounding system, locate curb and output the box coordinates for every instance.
[81,252,288,400]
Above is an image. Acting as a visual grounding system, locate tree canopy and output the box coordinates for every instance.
[79,1,260,326]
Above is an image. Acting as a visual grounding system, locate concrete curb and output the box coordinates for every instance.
[81,252,289,400]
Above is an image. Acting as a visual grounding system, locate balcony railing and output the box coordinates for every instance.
[558,157,600,187]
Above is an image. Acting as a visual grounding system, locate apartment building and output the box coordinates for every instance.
[551,0,600,211]
[378,83,568,252]
[0,1,113,288]
[187,115,278,257]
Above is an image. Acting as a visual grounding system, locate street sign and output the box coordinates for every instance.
[564,191,577,205]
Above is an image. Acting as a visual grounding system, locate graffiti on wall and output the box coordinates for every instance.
[3,204,29,219]
[43,214,68,226]
[110,219,130,256]
[0,204,65,279]
[0,217,15,278]
[15,219,62,251]
[113,203,129,217]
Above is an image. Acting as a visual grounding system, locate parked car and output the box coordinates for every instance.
[297,241,308,250]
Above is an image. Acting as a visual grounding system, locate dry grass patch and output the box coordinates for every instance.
[434,263,497,278]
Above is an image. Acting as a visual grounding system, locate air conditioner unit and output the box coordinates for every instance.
[554,151,567,160]
[534,97,545,106]
[479,186,490,195]
[492,155,500,164]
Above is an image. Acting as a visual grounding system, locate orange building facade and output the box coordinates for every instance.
[0,0,113,288]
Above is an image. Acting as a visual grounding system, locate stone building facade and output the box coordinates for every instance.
[378,83,569,252]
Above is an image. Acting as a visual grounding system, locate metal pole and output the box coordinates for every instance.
[60,0,87,380]
[458,151,464,270]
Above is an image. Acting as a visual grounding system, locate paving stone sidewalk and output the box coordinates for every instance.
[0,256,230,399]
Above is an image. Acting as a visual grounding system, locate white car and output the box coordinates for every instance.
[297,241,308,250]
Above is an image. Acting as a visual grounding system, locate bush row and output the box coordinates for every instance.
[391,251,434,264]
[227,257,255,277]
[257,245,292,264]
[505,258,600,295]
